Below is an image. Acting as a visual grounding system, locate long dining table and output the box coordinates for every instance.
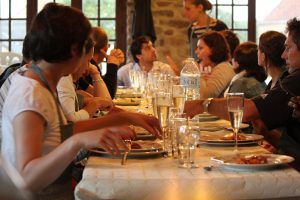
[74,90,300,200]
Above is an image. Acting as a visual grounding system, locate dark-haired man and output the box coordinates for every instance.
[117,36,178,87]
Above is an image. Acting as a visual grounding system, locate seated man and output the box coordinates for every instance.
[184,18,300,170]
[77,27,124,98]
[117,36,178,87]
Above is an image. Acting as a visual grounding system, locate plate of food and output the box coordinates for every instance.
[211,153,294,171]
[113,98,141,106]
[199,133,263,145]
[90,140,165,158]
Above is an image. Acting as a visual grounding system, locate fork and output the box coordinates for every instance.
[121,139,132,165]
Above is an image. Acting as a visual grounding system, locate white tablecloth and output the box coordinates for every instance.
[75,144,300,200]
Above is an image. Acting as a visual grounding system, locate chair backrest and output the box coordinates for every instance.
[0,52,23,66]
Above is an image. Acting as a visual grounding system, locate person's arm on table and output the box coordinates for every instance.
[184,98,260,122]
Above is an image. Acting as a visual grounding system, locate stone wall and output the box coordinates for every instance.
[126,0,190,68]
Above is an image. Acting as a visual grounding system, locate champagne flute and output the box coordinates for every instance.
[172,85,186,113]
[156,92,172,152]
[226,93,244,152]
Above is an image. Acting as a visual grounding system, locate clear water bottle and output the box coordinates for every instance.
[180,57,200,100]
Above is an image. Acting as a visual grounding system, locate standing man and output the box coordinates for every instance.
[117,36,179,87]
[184,18,300,169]
[78,27,124,98]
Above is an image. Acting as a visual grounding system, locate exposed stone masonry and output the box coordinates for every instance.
[126,0,190,69]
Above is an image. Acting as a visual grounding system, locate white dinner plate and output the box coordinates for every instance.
[198,113,220,122]
[199,133,263,145]
[211,153,294,171]
[90,140,166,158]
[199,121,249,131]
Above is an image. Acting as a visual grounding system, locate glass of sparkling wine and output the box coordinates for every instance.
[156,92,172,152]
[226,93,244,152]
[172,85,186,113]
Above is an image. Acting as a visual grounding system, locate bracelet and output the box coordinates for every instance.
[92,79,104,83]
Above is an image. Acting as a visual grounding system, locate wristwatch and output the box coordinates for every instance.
[202,98,213,113]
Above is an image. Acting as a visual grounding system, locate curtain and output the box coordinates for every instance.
[132,0,156,43]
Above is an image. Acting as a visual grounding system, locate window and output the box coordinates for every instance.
[83,0,116,52]
[256,0,286,43]
[38,0,71,12]
[0,0,26,53]
[210,0,250,42]
[0,0,125,57]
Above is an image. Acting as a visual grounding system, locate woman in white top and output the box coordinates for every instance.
[1,3,162,199]
[57,38,113,122]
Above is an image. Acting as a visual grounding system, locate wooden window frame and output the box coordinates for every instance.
[26,0,127,54]
[212,0,255,41]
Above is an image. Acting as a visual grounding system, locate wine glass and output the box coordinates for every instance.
[226,93,244,152]
[156,92,172,152]
[172,85,186,113]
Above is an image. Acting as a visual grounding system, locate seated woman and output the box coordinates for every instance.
[258,31,287,90]
[196,31,235,98]
[225,42,267,98]
[252,31,287,148]
[1,3,161,199]
[57,38,113,122]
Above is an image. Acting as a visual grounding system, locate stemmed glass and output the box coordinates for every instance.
[226,93,244,152]
[156,92,172,152]
[172,85,186,113]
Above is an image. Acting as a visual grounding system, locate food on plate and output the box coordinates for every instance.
[131,142,142,149]
[221,133,247,141]
[237,155,268,164]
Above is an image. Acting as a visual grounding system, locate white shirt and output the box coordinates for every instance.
[117,61,175,87]
[1,73,63,165]
[200,61,235,98]
[0,65,27,148]
[57,75,89,122]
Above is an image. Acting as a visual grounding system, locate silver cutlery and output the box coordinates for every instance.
[121,140,132,165]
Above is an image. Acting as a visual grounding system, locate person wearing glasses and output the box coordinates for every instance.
[184,18,300,170]
[77,27,124,99]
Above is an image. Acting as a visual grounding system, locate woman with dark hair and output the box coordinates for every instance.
[258,31,287,90]
[252,31,287,148]
[183,0,228,59]
[1,3,161,199]
[225,42,267,98]
[195,31,234,98]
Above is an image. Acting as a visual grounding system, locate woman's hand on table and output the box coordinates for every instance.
[119,111,162,139]
[76,126,136,155]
